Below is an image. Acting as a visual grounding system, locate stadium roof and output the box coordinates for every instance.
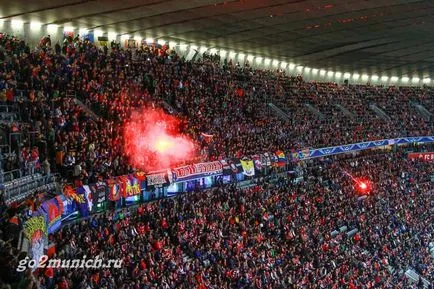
[1,0,434,78]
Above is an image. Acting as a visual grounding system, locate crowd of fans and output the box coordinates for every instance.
[1,32,433,182]
[0,150,430,289]
[0,32,433,289]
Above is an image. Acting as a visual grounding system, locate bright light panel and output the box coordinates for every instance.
[390,76,398,82]
[361,74,369,81]
[412,77,420,83]
[327,71,334,77]
[47,24,59,33]
[200,46,208,53]
[272,59,279,67]
[423,78,431,84]
[247,55,254,61]
[344,72,351,79]
[304,67,311,73]
[256,57,263,63]
[335,72,342,78]
[320,69,326,76]
[94,29,103,38]
[145,38,154,43]
[30,22,42,30]
[401,77,409,83]
[297,65,304,71]
[108,32,117,40]
[289,63,295,70]
[352,73,360,80]
[134,35,142,42]
[11,20,24,29]
[157,39,166,45]
[371,75,379,81]
[79,28,88,35]
[63,26,74,32]
[312,68,319,75]
[381,76,389,82]
[169,41,177,48]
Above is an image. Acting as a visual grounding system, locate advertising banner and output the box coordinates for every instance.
[172,161,223,182]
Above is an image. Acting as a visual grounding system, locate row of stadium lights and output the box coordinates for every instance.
[3,19,432,85]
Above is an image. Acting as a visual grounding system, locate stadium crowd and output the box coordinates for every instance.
[0,32,433,289]
[0,150,427,289]
[1,33,433,182]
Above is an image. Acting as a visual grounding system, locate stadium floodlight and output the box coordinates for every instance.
[157,39,166,46]
[288,63,295,70]
[304,67,311,73]
[238,53,245,59]
[11,20,24,29]
[108,31,117,40]
[272,59,279,67]
[169,41,177,48]
[145,38,154,44]
[381,76,389,82]
[79,28,88,35]
[343,72,351,79]
[320,69,326,76]
[327,70,334,77]
[352,73,360,80]
[256,56,263,63]
[209,48,217,54]
[30,22,42,31]
[335,71,342,78]
[401,76,409,83]
[179,43,188,50]
[412,77,420,83]
[200,46,208,53]
[63,26,74,32]
[134,35,142,42]
[47,24,59,33]
[371,75,379,81]
[423,78,431,84]
[94,29,103,38]
[361,74,369,81]
[264,58,271,66]
[190,45,198,51]
[390,76,398,82]
[280,61,287,68]
[312,68,319,75]
[120,34,130,41]
[247,54,254,61]
[297,65,304,71]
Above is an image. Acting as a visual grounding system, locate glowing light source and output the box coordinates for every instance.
[390,76,398,82]
[79,28,88,35]
[63,26,74,32]
[238,53,245,59]
[288,63,295,70]
[199,46,208,53]
[401,76,409,83]
[304,67,311,73]
[179,43,188,50]
[247,54,254,61]
[335,71,342,78]
[327,71,334,77]
[145,38,154,44]
[312,68,319,75]
[371,75,379,81]
[134,35,142,42]
[412,77,420,83]
[108,31,117,40]
[157,39,166,46]
[361,74,369,81]
[381,76,389,82]
[120,34,130,41]
[169,41,177,48]
[352,73,360,80]
[264,58,271,66]
[94,29,103,38]
[47,24,59,33]
[30,21,42,31]
[344,72,351,79]
[210,48,218,55]
[423,78,431,84]
[297,65,304,71]
[356,179,372,195]
[123,108,195,171]
[11,20,24,29]
[255,56,263,63]
[320,69,326,76]
[280,61,287,68]
[272,59,279,67]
